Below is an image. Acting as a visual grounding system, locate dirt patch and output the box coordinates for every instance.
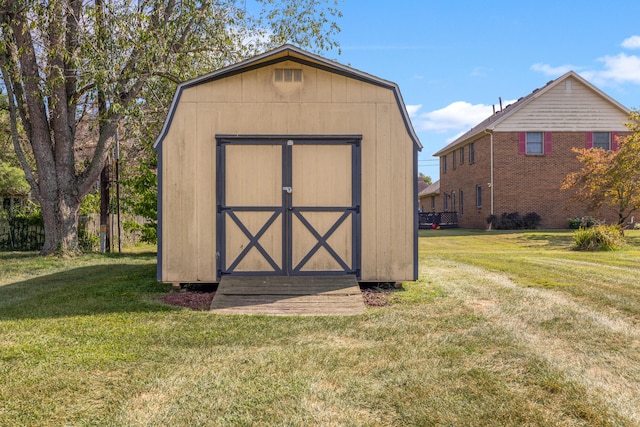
[162,292,215,311]
[361,288,392,307]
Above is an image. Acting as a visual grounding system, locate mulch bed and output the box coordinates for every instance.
[162,286,395,311]
[162,292,216,311]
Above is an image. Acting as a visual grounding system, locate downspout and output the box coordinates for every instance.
[483,129,494,227]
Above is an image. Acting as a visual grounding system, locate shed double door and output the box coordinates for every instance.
[216,137,361,279]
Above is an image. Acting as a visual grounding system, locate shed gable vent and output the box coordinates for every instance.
[275,68,302,82]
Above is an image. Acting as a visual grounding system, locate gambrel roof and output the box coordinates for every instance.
[154,44,422,150]
[433,71,629,156]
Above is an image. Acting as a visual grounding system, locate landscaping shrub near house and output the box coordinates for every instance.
[567,216,596,229]
[487,212,542,230]
[572,224,626,251]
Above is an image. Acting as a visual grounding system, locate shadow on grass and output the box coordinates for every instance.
[516,232,574,248]
[418,229,499,237]
[0,250,157,261]
[419,228,572,240]
[0,262,174,320]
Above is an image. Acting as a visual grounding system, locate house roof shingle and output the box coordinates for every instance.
[433,71,629,157]
[418,180,440,197]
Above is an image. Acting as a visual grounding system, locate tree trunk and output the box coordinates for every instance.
[40,194,81,256]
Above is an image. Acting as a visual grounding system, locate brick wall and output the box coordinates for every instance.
[439,131,629,229]
[439,134,491,228]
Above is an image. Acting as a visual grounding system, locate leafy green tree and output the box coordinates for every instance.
[0,160,29,196]
[0,0,341,255]
[562,110,640,227]
[419,172,432,185]
[121,155,158,243]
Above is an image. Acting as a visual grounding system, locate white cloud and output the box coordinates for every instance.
[412,100,517,133]
[533,37,640,86]
[581,53,640,85]
[531,63,575,76]
[622,35,640,49]
[405,104,422,118]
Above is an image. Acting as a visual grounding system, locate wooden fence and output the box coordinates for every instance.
[0,220,45,251]
[0,213,148,252]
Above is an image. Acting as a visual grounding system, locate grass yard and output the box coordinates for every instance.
[1,231,639,426]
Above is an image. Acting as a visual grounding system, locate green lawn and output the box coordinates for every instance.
[1,231,639,426]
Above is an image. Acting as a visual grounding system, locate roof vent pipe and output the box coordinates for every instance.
[499,97,503,112]
[492,104,496,115]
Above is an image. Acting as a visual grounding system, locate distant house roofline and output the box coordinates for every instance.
[418,180,440,197]
[433,70,630,157]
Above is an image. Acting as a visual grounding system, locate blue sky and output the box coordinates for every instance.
[326,1,640,181]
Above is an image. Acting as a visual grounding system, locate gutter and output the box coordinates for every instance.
[483,129,495,219]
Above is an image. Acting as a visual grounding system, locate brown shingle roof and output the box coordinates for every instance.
[418,180,440,197]
[433,71,629,157]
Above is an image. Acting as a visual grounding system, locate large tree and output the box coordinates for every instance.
[562,110,640,227]
[0,0,341,255]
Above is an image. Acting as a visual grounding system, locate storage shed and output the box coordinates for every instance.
[154,45,422,284]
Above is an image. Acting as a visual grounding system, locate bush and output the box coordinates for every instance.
[568,216,596,229]
[572,224,625,251]
[123,219,157,244]
[522,212,542,229]
[487,212,542,230]
[78,215,99,251]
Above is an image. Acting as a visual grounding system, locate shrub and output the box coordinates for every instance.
[568,216,596,229]
[78,215,99,251]
[522,212,542,229]
[572,224,625,251]
[487,212,542,230]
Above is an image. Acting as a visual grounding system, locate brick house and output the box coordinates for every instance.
[433,71,630,229]
[418,180,440,212]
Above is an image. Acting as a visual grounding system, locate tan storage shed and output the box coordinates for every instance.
[154,45,422,284]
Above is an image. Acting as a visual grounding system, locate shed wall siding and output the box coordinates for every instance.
[496,78,629,131]
[161,61,415,282]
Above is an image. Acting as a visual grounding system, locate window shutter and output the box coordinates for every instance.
[544,132,552,154]
[585,132,593,149]
[518,132,526,154]
[611,131,619,151]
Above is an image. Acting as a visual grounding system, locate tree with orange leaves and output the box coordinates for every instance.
[562,110,640,227]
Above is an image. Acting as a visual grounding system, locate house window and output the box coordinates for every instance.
[469,142,475,164]
[526,132,544,154]
[593,132,611,150]
[274,68,302,82]
[452,151,457,170]
[451,191,456,212]
[444,193,449,211]
[442,155,447,174]
[476,185,482,208]
[431,196,435,210]
[459,190,464,215]
[459,147,464,164]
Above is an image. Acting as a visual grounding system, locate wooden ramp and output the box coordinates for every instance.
[210,275,365,316]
